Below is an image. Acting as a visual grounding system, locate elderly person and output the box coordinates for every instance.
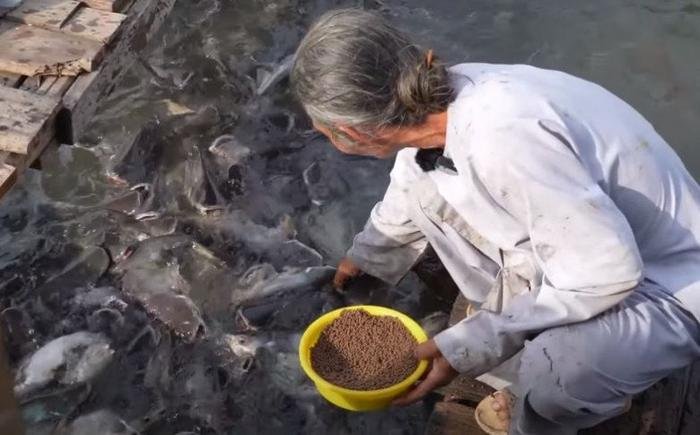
[291,9,700,435]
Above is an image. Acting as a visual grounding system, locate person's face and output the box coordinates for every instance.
[313,122,402,159]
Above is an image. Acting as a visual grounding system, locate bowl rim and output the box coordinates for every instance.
[298,305,430,397]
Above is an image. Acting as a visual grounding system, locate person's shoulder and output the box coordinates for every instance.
[449,64,572,147]
[451,64,552,121]
[447,66,539,157]
[447,65,593,179]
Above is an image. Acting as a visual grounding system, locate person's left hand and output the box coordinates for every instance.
[393,339,458,406]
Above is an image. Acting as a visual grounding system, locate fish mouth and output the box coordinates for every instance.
[208,134,238,155]
[134,211,162,221]
[130,183,152,193]
[106,172,130,186]
[194,204,226,216]
[241,356,255,373]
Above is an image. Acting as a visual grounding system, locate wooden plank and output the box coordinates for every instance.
[0,22,103,76]
[0,72,23,88]
[43,76,75,96]
[6,0,81,30]
[0,137,58,180]
[6,0,127,44]
[62,0,176,142]
[37,76,59,94]
[0,77,71,176]
[425,402,482,435]
[4,139,57,170]
[62,6,127,43]
[44,76,77,143]
[0,164,18,199]
[0,86,61,154]
[436,375,495,406]
[18,75,43,92]
[83,0,131,12]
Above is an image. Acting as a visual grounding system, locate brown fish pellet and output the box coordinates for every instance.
[310,309,418,390]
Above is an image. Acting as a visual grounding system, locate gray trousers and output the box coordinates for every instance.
[509,281,700,434]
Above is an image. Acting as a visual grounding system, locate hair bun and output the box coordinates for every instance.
[395,48,453,123]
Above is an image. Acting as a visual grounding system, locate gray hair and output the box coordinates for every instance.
[291,9,454,130]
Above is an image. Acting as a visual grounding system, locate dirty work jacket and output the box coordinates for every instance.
[347,63,700,377]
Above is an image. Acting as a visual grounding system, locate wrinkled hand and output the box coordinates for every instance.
[393,339,458,406]
[333,257,362,291]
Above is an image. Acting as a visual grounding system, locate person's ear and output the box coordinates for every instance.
[313,122,332,137]
[336,125,368,144]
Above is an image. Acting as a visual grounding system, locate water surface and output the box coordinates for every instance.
[1,1,699,434]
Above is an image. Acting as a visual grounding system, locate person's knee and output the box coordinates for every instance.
[520,328,586,390]
[519,346,579,422]
[517,327,626,422]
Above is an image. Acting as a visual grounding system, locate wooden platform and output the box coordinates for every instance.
[425,294,700,434]
[0,0,175,200]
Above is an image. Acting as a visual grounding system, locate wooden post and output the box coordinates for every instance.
[0,325,24,435]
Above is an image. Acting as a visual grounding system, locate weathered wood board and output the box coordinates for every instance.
[1,74,75,96]
[0,86,61,154]
[83,0,131,12]
[37,76,75,96]
[0,164,17,199]
[0,21,104,76]
[6,0,81,30]
[0,72,74,195]
[5,0,127,44]
[3,138,56,170]
[19,75,43,92]
[62,6,127,43]
[425,402,483,435]
[436,376,495,406]
[0,73,22,87]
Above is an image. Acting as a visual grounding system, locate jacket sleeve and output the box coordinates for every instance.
[435,118,643,376]
[347,170,428,285]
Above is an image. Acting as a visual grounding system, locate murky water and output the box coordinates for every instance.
[1,1,699,434]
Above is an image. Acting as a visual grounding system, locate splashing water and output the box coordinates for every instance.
[1,1,699,434]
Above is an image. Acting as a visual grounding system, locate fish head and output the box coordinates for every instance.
[61,342,115,386]
[223,334,269,358]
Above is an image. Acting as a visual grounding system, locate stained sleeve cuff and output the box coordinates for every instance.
[434,308,528,377]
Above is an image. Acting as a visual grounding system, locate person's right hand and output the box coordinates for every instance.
[392,339,458,406]
[333,257,362,291]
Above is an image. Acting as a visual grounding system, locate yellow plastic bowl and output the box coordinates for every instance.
[299,305,429,411]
